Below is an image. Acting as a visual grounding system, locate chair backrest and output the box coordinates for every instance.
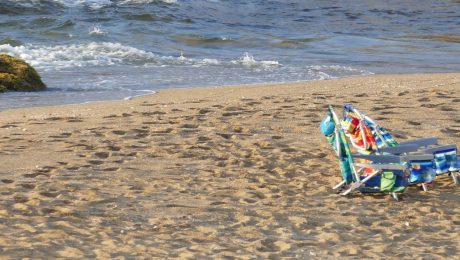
[402,154,437,184]
[348,106,399,149]
[342,104,379,154]
[323,106,359,184]
[428,145,459,174]
[348,105,439,151]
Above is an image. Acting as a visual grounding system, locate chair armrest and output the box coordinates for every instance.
[354,163,406,170]
[352,154,402,163]
[418,144,457,154]
[379,145,420,155]
[401,154,434,161]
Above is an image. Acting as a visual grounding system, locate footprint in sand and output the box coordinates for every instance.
[67,118,83,123]
[102,167,120,172]
[198,108,212,114]
[49,132,72,139]
[13,196,29,203]
[418,97,430,102]
[181,123,199,129]
[441,128,460,136]
[439,106,455,111]
[45,116,64,121]
[103,114,119,118]
[88,160,104,165]
[23,172,49,178]
[107,145,121,151]
[407,121,421,126]
[18,183,36,189]
[142,111,166,116]
[421,103,439,108]
[112,130,126,135]
[66,166,80,171]
[39,191,60,198]
[94,152,110,159]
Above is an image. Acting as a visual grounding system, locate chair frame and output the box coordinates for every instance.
[328,106,408,201]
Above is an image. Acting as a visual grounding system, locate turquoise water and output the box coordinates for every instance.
[1,0,460,110]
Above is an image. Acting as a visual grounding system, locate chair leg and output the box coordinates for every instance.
[391,192,399,201]
[341,170,381,196]
[421,183,428,192]
[333,180,347,190]
[452,172,458,185]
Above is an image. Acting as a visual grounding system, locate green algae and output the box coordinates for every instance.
[0,54,46,92]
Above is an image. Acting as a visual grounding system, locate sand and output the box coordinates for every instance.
[0,73,459,258]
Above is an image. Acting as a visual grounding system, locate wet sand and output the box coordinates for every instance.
[0,73,459,258]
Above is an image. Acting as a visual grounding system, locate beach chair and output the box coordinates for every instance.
[321,106,410,200]
[340,104,437,191]
[342,104,459,186]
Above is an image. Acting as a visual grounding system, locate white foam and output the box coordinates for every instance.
[178,51,187,61]
[0,42,372,82]
[0,42,231,70]
[238,52,257,66]
[88,25,106,36]
[0,42,158,70]
[231,52,279,68]
[123,90,156,100]
[200,58,220,65]
[308,65,374,76]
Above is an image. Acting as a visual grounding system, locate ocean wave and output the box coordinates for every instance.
[0,42,286,71]
[1,0,65,14]
[5,0,176,10]
[0,42,372,81]
[88,25,107,36]
[0,37,23,47]
[0,42,159,69]
[173,35,237,47]
[231,52,279,68]
[304,65,373,80]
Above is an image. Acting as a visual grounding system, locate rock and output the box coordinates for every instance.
[0,54,46,92]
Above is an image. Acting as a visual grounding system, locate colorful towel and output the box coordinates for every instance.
[363,116,399,148]
[407,160,436,184]
[359,170,407,193]
[341,111,378,154]
[433,148,459,174]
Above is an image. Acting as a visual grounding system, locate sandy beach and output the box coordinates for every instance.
[0,73,459,258]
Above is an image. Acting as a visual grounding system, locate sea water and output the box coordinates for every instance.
[1,0,460,110]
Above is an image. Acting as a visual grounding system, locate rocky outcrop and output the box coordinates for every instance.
[0,54,46,92]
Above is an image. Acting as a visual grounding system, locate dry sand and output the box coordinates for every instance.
[0,73,459,258]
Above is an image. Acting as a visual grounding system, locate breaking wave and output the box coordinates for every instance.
[0,42,288,71]
[0,42,159,69]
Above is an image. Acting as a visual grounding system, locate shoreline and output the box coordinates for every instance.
[0,72,459,258]
[1,71,458,114]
